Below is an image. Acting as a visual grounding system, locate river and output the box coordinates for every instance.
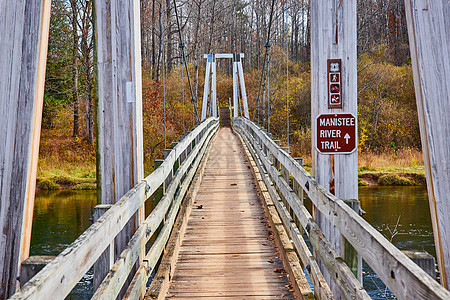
[30,186,435,299]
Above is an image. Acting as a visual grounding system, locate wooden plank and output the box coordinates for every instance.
[142,138,217,299]
[163,128,294,299]
[240,135,312,300]
[11,119,218,299]
[124,121,218,299]
[404,0,450,288]
[234,118,450,299]
[93,119,219,299]
[0,1,51,298]
[236,128,334,300]
[250,132,368,300]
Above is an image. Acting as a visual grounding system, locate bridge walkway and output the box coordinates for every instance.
[163,127,294,299]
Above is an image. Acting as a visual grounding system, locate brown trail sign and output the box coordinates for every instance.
[316,113,357,154]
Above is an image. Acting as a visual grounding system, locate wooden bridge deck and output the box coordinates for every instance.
[163,127,294,299]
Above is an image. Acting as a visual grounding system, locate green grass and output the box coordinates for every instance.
[72,183,97,190]
[38,178,60,190]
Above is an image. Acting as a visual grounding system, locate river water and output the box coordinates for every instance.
[359,186,436,299]
[30,186,435,299]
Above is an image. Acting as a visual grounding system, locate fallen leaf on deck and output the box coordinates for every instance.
[196,205,203,209]
[230,183,237,186]
[274,268,284,273]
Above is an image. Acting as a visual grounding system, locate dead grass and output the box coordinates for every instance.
[358,148,424,174]
[38,106,96,183]
[288,148,424,179]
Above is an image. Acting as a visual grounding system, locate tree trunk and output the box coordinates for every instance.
[81,1,94,143]
[151,0,156,79]
[70,0,79,138]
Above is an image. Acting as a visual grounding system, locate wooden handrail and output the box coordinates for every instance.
[233,117,450,300]
[11,118,219,300]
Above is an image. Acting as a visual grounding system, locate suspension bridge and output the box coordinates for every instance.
[1,0,450,299]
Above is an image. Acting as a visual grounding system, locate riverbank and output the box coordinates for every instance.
[37,116,96,191]
[36,159,426,190]
[37,115,425,190]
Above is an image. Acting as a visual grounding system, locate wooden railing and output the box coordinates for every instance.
[233,117,450,300]
[11,117,219,300]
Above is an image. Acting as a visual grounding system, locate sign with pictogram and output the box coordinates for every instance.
[328,59,342,109]
[316,113,357,154]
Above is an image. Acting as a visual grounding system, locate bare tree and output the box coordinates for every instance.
[69,0,79,137]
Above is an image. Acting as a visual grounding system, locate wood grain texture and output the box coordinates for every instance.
[96,0,144,204]
[0,1,50,297]
[144,131,215,299]
[211,58,217,118]
[237,124,367,299]
[234,118,450,299]
[243,137,314,299]
[164,128,295,299]
[92,118,219,299]
[310,1,359,294]
[237,59,250,118]
[404,0,450,288]
[201,61,211,120]
[10,119,218,299]
[95,0,145,292]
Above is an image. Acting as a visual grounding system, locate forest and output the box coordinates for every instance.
[39,0,424,188]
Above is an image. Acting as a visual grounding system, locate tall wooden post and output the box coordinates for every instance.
[237,56,249,118]
[233,55,239,117]
[404,0,450,288]
[95,0,144,289]
[311,0,359,295]
[201,55,212,121]
[211,56,217,118]
[0,1,51,297]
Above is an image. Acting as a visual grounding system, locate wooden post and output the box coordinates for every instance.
[153,159,165,205]
[294,158,304,233]
[93,205,114,291]
[403,250,436,280]
[232,55,239,117]
[211,55,217,118]
[19,256,55,287]
[404,0,450,288]
[201,56,212,121]
[237,55,249,118]
[95,0,144,294]
[0,1,51,298]
[311,0,360,294]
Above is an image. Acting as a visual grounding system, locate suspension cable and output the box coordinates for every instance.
[285,0,289,148]
[267,64,270,133]
[181,53,185,134]
[161,0,167,149]
[253,0,277,123]
[173,0,199,124]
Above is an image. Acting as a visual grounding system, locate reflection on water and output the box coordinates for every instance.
[31,190,97,299]
[30,187,436,299]
[359,186,435,299]
[31,190,97,256]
